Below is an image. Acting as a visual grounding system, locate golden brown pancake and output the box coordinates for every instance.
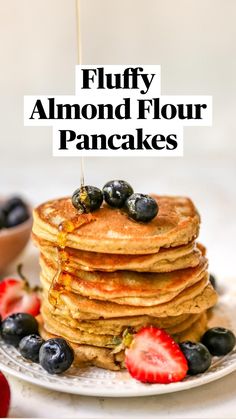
[42,298,193,334]
[33,233,201,272]
[41,303,204,348]
[41,275,217,320]
[175,312,208,342]
[41,300,200,336]
[39,255,208,306]
[33,195,200,254]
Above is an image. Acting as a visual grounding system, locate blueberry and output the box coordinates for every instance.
[39,338,74,374]
[180,341,212,375]
[201,327,236,356]
[19,334,44,362]
[1,196,27,216]
[209,274,217,290]
[72,186,103,213]
[103,180,133,208]
[6,206,29,228]
[1,313,39,347]
[125,193,158,222]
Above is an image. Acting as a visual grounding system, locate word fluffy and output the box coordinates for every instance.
[81,67,155,94]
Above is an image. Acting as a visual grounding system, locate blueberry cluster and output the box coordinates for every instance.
[180,327,236,375]
[0,313,74,374]
[72,180,158,222]
[0,197,29,229]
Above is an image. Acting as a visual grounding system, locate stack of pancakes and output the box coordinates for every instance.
[32,195,218,371]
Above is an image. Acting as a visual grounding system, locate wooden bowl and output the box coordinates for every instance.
[0,209,32,273]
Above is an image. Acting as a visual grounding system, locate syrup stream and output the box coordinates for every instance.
[48,1,87,308]
[76,0,85,189]
[80,156,85,186]
[76,0,82,65]
[48,215,94,307]
[49,221,76,306]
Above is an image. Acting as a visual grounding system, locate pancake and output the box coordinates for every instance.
[39,313,208,371]
[42,298,192,334]
[33,233,201,272]
[41,303,204,348]
[175,311,208,342]
[41,275,217,320]
[39,255,208,305]
[42,306,118,348]
[41,301,200,336]
[33,195,200,254]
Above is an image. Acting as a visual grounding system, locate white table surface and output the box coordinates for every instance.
[6,369,236,418]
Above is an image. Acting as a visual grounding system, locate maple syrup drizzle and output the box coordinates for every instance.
[76,0,82,65]
[49,1,86,308]
[80,156,85,187]
[48,213,95,307]
[48,223,70,306]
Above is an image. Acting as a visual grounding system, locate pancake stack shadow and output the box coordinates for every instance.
[32,195,218,371]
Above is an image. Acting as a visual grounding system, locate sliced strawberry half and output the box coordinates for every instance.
[0,265,41,319]
[125,326,188,384]
[0,371,10,417]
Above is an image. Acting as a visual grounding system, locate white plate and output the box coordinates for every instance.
[0,292,236,397]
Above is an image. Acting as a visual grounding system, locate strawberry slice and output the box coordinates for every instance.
[0,371,10,417]
[0,265,41,320]
[125,326,188,384]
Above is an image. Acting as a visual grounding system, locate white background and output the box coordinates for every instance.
[0,0,235,278]
[0,0,236,417]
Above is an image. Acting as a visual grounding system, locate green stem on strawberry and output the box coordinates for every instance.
[112,328,134,354]
[17,263,30,288]
[17,263,42,294]
[123,328,134,347]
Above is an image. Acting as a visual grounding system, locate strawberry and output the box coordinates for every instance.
[0,372,10,417]
[0,265,41,320]
[125,326,188,384]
